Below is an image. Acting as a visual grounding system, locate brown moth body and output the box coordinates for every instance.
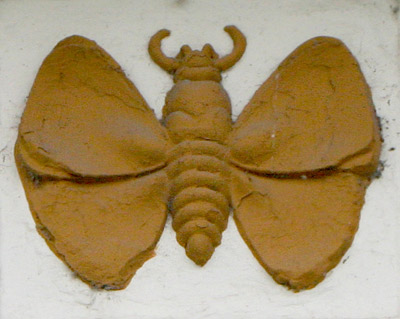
[15,26,381,291]
[149,27,246,265]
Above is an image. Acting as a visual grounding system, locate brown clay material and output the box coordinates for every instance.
[15,35,170,289]
[228,37,381,291]
[16,143,168,289]
[18,35,171,178]
[230,167,369,291]
[150,26,246,266]
[15,28,381,291]
[228,37,381,175]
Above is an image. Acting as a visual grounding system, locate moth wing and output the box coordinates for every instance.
[228,37,380,174]
[230,167,371,291]
[16,148,169,289]
[228,37,381,290]
[15,36,171,289]
[17,35,171,178]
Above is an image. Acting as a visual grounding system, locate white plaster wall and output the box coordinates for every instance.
[0,1,399,318]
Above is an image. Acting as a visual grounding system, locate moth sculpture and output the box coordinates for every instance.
[15,26,381,291]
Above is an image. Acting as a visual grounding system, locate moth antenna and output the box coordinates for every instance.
[214,25,246,71]
[148,29,179,73]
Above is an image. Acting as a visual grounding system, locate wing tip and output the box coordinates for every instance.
[55,34,97,49]
[302,35,347,50]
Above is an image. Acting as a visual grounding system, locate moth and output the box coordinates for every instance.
[15,26,381,291]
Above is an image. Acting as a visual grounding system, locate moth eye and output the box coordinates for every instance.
[202,43,218,59]
[181,45,192,55]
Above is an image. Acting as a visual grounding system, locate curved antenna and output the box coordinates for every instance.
[214,26,246,71]
[148,29,179,73]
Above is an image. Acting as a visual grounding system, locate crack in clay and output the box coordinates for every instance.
[29,174,166,290]
[15,27,381,292]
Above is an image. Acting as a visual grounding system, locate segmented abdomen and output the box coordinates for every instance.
[167,140,230,265]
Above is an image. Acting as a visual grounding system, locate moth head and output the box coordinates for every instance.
[148,26,246,82]
[175,44,219,67]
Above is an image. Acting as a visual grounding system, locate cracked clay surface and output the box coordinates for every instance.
[15,36,171,289]
[228,37,381,291]
[15,29,380,291]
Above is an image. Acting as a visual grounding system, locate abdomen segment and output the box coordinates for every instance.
[167,140,230,265]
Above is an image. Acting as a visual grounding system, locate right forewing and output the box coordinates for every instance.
[228,37,380,175]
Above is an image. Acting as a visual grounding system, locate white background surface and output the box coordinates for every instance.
[1,1,399,318]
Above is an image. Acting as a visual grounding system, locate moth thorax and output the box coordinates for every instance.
[162,81,232,144]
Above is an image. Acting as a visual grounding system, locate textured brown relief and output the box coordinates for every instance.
[15,26,381,291]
